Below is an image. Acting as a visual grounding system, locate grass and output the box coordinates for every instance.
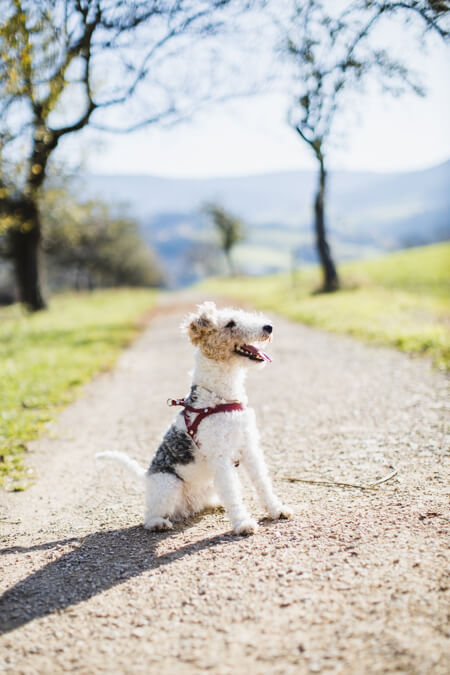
[0,289,158,490]
[201,243,450,370]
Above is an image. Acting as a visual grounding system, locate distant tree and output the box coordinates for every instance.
[280,0,449,292]
[40,187,163,289]
[0,0,242,310]
[205,203,244,275]
[0,184,163,291]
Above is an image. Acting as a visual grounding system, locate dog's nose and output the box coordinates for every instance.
[263,324,273,334]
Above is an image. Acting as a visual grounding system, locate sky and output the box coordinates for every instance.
[66,15,450,179]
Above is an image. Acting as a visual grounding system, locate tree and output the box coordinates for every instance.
[205,203,244,275]
[281,0,449,292]
[0,0,240,310]
[0,183,164,290]
[41,186,163,289]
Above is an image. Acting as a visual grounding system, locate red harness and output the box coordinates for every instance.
[167,397,245,446]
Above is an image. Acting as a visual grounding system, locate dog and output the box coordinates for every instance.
[97,301,292,535]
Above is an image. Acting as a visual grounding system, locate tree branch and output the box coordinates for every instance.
[52,100,97,139]
[377,1,449,40]
[92,5,222,110]
[50,3,102,139]
[88,107,176,133]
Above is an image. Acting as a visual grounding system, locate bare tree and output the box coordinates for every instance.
[205,203,244,275]
[280,0,449,292]
[0,0,244,310]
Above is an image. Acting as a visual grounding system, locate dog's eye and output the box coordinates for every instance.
[226,320,236,329]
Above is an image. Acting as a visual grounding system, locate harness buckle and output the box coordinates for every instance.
[167,398,184,407]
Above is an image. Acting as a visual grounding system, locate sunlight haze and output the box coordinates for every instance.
[75,32,450,178]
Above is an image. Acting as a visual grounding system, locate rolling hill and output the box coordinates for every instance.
[82,160,450,285]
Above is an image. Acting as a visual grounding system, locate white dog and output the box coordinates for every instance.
[97,301,291,535]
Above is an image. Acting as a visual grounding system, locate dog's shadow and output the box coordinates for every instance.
[0,521,237,635]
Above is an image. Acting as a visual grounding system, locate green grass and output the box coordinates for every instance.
[201,243,450,370]
[0,289,157,490]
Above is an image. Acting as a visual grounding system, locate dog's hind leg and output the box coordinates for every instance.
[144,472,183,531]
[184,481,220,515]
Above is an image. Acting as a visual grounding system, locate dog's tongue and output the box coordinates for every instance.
[244,344,272,363]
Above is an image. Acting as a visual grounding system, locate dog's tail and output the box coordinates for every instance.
[96,451,146,483]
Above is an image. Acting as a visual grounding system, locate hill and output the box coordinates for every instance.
[201,242,450,369]
[82,161,450,285]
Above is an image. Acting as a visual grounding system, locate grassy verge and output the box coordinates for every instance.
[0,289,158,490]
[201,243,450,370]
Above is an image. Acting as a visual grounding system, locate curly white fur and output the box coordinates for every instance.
[97,301,292,535]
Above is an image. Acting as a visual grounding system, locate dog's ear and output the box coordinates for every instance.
[182,302,218,345]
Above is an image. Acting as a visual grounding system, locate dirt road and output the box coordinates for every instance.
[1,293,448,674]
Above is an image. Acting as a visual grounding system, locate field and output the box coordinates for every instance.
[202,243,450,369]
[0,289,157,489]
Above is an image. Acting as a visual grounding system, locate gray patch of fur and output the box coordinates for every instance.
[185,385,199,406]
[149,424,195,479]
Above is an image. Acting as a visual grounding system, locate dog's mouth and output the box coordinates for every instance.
[234,343,272,363]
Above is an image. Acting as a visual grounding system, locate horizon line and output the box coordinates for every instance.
[83,157,449,181]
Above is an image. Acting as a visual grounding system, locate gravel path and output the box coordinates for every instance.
[1,293,449,674]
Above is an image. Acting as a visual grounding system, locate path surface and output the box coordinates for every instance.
[1,293,448,674]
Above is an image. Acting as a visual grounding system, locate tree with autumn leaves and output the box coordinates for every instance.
[0,0,241,309]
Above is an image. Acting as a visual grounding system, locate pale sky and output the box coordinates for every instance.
[66,20,450,179]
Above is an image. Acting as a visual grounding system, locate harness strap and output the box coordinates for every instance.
[167,397,245,446]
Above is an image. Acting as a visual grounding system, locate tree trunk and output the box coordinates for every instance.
[9,198,46,311]
[225,247,235,276]
[314,158,339,292]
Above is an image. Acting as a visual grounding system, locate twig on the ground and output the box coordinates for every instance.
[368,468,398,487]
[282,467,398,491]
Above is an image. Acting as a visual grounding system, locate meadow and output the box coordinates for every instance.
[1,243,448,489]
[0,289,157,489]
[202,243,450,370]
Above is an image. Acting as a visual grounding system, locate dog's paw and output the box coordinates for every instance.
[268,504,293,520]
[234,518,259,536]
[144,517,173,531]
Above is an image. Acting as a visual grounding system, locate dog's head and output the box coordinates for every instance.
[182,301,273,366]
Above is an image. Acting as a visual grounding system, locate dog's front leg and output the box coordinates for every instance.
[213,458,258,535]
[242,421,292,520]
